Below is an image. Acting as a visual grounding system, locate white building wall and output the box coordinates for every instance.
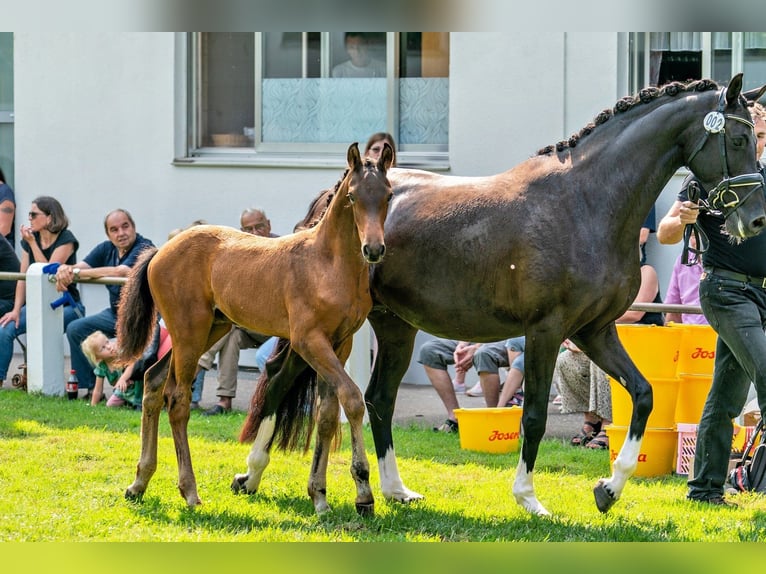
[12,32,685,381]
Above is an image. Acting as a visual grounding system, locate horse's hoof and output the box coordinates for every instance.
[124,487,144,502]
[355,501,375,516]
[593,479,617,513]
[231,475,254,495]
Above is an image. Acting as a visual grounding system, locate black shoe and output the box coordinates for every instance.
[203,404,231,416]
[433,419,459,433]
[689,495,735,507]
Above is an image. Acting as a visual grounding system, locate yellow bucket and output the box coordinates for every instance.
[607,425,677,477]
[609,376,679,428]
[453,407,522,454]
[666,323,717,376]
[674,373,713,425]
[616,324,682,379]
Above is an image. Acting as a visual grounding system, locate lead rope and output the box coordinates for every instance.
[681,180,710,266]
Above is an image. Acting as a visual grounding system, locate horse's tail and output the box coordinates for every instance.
[116,246,160,362]
[239,338,325,453]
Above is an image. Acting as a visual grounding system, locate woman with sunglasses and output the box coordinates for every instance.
[0,196,85,387]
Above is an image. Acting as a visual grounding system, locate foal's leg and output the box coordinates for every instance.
[165,350,202,507]
[308,376,341,515]
[365,309,423,502]
[511,326,561,516]
[576,324,651,513]
[298,333,374,516]
[125,351,171,501]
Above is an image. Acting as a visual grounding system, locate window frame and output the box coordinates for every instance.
[625,32,762,94]
[174,32,449,170]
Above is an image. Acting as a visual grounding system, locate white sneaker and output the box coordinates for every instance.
[465,382,484,397]
[452,380,467,393]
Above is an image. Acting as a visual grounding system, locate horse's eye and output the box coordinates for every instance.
[387,191,394,202]
[347,192,356,204]
[731,136,746,148]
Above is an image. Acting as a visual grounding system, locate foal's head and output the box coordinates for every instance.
[343,141,394,263]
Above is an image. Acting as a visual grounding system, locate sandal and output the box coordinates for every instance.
[571,420,601,447]
[586,429,609,450]
[433,419,459,433]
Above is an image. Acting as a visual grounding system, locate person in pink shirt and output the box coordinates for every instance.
[664,235,709,325]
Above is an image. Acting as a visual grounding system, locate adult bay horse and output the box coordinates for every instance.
[256,75,766,516]
[117,142,394,513]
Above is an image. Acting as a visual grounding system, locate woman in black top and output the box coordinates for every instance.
[0,196,85,386]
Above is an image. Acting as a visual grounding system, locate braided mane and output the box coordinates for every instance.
[537,78,720,156]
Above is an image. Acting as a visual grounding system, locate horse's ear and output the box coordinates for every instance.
[377,142,394,172]
[743,84,766,104]
[347,142,362,170]
[726,73,744,105]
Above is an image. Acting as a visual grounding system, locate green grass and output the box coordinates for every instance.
[2,389,766,542]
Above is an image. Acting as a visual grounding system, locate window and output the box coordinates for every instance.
[628,32,766,93]
[185,32,450,167]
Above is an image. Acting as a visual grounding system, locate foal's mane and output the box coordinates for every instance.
[537,78,720,156]
[294,157,381,231]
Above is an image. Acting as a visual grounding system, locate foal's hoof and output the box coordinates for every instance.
[593,479,617,513]
[355,501,375,517]
[231,475,255,495]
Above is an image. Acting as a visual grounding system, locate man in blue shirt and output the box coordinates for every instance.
[55,209,154,396]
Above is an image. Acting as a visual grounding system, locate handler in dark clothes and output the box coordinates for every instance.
[657,102,766,505]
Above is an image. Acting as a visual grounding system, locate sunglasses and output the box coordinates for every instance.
[28,211,45,219]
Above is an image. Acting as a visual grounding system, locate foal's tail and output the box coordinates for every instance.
[116,246,160,362]
[239,338,334,453]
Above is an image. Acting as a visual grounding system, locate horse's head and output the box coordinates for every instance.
[685,73,766,240]
[344,141,394,264]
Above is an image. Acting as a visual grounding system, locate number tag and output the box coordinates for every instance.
[703,111,725,133]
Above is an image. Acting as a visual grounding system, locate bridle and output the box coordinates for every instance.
[682,89,765,265]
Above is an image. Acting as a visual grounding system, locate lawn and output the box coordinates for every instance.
[1,389,765,544]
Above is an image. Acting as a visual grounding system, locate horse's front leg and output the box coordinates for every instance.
[299,333,374,516]
[511,328,561,516]
[576,324,651,513]
[165,355,202,507]
[365,309,423,503]
[125,351,171,501]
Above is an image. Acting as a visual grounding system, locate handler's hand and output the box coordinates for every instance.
[678,200,700,226]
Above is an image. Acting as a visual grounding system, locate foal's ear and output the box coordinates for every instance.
[726,73,744,105]
[377,142,394,172]
[347,142,362,170]
[743,83,766,104]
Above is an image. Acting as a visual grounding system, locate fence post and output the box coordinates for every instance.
[26,262,65,396]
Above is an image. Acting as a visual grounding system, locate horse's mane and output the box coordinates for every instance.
[294,157,382,231]
[537,78,720,155]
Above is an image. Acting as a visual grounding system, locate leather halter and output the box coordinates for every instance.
[682,89,765,265]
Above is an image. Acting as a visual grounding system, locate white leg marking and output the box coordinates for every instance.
[379,447,423,502]
[240,415,277,493]
[512,458,550,516]
[600,433,641,501]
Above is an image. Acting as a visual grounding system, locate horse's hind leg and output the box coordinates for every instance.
[125,351,171,501]
[232,343,307,495]
[511,326,561,516]
[576,324,651,513]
